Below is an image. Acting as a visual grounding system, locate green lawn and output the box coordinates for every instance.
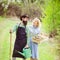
[0,17,56,60]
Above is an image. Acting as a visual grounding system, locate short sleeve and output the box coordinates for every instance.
[12,23,19,32]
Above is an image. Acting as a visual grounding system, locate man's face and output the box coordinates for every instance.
[22,17,29,26]
[22,17,28,21]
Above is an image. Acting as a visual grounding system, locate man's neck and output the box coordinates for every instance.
[21,21,27,27]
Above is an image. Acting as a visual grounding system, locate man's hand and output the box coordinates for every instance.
[24,44,29,48]
[9,29,13,33]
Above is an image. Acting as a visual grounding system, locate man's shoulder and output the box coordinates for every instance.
[27,25,32,29]
[16,22,21,26]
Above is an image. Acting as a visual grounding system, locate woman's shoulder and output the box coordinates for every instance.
[37,27,40,30]
[37,27,40,33]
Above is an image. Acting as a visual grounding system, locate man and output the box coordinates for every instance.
[10,14,29,60]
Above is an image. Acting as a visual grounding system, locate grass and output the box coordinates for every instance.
[0,17,56,60]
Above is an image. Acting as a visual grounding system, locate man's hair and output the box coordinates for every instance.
[20,14,29,20]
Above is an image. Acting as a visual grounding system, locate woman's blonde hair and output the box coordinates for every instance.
[32,17,41,27]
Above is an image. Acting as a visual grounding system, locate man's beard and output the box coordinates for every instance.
[23,21,27,26]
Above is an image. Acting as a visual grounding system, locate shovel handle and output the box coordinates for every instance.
[10,32,12,60]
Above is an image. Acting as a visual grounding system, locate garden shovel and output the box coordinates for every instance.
[10,32,12,60]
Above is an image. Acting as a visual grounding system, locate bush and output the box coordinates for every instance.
[0,2,4,16]
[6,3,21,17]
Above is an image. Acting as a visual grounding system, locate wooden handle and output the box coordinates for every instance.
[10,33,12,60]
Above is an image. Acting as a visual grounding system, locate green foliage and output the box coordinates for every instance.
[42,0,60,34]
[41,1,60,58]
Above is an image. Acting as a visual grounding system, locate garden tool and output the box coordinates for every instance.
[10,32,12,60]
[16,47,31,58]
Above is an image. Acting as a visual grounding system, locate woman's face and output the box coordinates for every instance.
[33,20,39,27]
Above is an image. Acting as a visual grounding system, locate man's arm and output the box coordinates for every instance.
[9,23,19,33]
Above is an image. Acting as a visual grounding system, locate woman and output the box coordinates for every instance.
[29,18,41,60]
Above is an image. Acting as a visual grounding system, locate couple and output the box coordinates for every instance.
[10,14,40,60]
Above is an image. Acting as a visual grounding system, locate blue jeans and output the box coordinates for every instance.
[29,40,38,59]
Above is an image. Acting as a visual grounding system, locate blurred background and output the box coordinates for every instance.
[0,0,60,60]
